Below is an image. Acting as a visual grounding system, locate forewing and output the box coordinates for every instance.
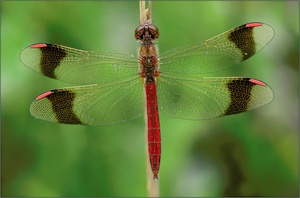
[20,43,139,85]
[157,74,273,119]
[159,22,274,74]
[30,76,144,126]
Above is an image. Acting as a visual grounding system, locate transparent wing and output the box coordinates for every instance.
[159,22,274,74]
[20,43,139,85]
[30,76,144,126]
[157,73,273,119]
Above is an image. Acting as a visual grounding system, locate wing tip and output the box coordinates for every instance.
[245,22,275,36]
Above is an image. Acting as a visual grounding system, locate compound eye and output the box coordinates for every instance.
[134,25,145,40]
[148,25,159,39]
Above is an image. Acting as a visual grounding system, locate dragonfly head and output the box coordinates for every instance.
[135,24,159,41]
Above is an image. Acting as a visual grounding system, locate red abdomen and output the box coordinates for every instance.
[145,82,161,179]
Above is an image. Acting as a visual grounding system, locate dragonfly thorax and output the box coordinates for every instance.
[139,44,159,82]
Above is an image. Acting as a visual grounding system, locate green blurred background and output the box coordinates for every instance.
[1,1,298,197]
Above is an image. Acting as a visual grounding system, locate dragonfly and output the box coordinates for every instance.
[20,22,274,179]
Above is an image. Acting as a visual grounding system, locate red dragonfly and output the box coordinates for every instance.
[20,22,274,179]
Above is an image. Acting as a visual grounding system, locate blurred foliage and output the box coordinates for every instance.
[1,1,299,197]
